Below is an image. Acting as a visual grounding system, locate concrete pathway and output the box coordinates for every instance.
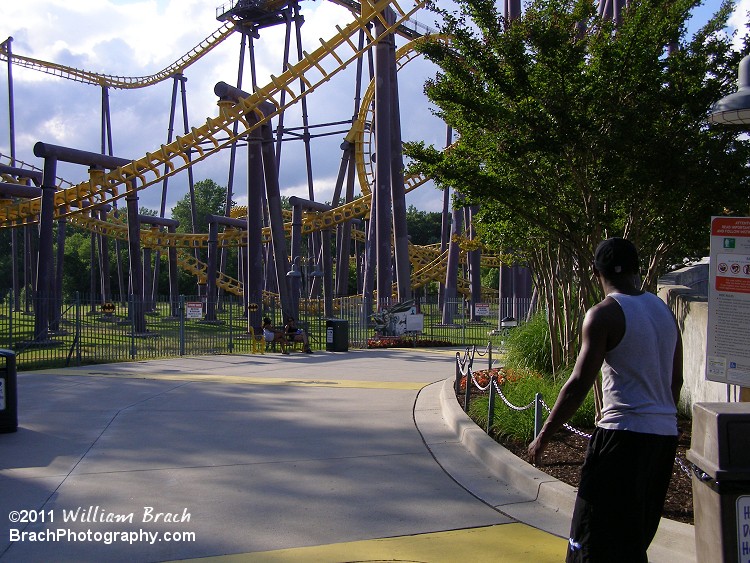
[0,349,693,562]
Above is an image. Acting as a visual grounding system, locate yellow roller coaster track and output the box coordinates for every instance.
[0,8,504,295]
[353,34,451,197]
[0,22,238,89]
[0,0,426,227]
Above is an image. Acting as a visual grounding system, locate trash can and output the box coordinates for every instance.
[0,349,17,433]
[325,319,348,352]
[686,402,750,563]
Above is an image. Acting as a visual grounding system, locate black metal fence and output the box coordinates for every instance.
[0,292,534,370]
[0,293,279,370]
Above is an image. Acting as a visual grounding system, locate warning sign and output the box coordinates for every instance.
[707,217,750,385]
[474,303,491,316]
[186,302,203,319]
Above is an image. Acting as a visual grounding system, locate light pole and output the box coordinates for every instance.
[710,54,750,124]
[287,256,323,330]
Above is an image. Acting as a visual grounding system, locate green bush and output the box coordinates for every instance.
[503,310,553,376]
[468,369,595,442]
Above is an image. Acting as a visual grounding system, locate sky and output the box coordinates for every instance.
[0,0,747,218]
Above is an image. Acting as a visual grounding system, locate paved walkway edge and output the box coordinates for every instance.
[436,377,698,562]
[438,378,577,513]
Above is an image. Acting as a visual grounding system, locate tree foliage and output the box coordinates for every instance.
[405,205,443,245]
[407,0,750,368]
[170,179,234,293]
[171,179,231,235]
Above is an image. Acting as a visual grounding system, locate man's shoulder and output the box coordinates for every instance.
[588,296,622,317]
[585,297,625,331]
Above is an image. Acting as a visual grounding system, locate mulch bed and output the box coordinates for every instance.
[458,393,694,524]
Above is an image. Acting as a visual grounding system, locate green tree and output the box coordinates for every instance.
[407,0,750,369]
[170,179,234,294]
[171,179,230,235]
[405,205,443,245]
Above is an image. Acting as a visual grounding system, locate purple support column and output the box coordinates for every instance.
[246,123,264,331]
[205,219,219,322]
[125,188,146,334]
[289,202,303,318]
[167,225,179,318]
[442,195,464,325]
[98,208,112,303]
[34,160,57,342]
[468,206,482,320]
[374,16,394,306]
[439,127,452,310]
[387,9,411,303]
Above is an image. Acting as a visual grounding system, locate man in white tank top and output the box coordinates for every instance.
[528,237,683,563]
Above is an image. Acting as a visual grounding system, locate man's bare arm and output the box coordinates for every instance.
[527,304,611,465]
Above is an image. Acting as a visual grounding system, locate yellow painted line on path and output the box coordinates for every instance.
[26,369,427,390]
[181,523,566,562]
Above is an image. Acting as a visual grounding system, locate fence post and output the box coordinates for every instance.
[228,296,234,353]
[7,290,12,350]
[129,294,136,359]
[75,292,81,365]
[534,392,544,438]
[454,356,461,395]
[179,295,185,356]
[463,367,472,413]
[486,375,496,434]
[488,342,492,370]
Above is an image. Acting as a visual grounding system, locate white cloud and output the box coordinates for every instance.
[729,0,750,47]
[1,0,736,220]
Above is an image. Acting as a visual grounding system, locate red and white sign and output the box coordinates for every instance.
[474,303,491,316]
[707,217,750,385]
[186,302,203,319]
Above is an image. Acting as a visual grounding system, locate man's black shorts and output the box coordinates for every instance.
[566,427,678,563]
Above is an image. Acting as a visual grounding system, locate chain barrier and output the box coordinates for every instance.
[675,454,695,479]
[474,343,491,358]
[457,343,693,480]
[470,371,492,393]
[493,378,536,412]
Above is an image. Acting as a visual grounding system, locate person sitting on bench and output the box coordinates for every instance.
[263,317,289,355]
[284,316,313,353]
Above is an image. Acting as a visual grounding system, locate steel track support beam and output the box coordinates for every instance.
[374,15,394,307]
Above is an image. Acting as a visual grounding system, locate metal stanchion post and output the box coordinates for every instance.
[464,367,472,413]
[486,375,496,434]
[534,392,544,438]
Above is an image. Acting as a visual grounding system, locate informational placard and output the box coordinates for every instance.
[474,303,491,316]
[405,313,424,332]
[737,495,750,563]
[706,217,750,385]
[185,302,204,320]
[390,312,424,334]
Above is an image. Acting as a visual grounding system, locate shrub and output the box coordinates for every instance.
[467,368,595,442]
[503,310,553,376]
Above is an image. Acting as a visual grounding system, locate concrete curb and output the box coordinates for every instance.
[437,376,698,562]
[438,377,577,515]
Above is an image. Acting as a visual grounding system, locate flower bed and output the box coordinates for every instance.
[458,366,537,392]
[366,336,453,349]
